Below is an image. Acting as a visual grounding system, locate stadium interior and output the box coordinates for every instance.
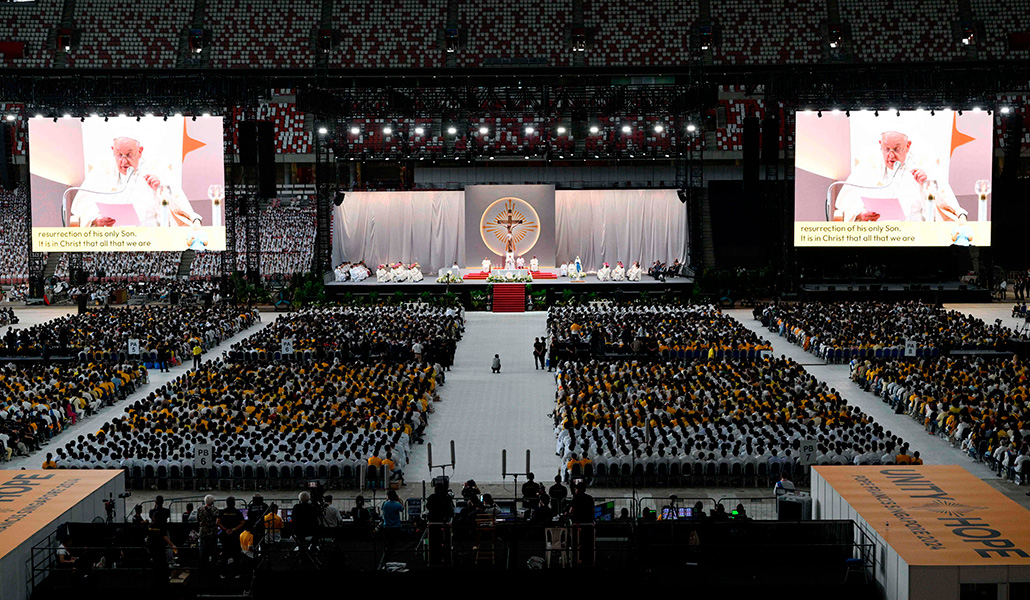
[1,0,1030,597]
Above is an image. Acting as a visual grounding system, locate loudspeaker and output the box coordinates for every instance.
[239,121,258,167]
[761,117,779,164]
[257,121,275,198]
[77,294,88,314]
[743,116,760,184]
[0,123,17,191]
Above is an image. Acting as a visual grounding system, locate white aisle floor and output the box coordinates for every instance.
[407,311,561,488]
[3,309,280,470]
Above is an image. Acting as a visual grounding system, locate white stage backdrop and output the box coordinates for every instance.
[555,189,688,269]
[332,189,687,273]
[332,191,465,273]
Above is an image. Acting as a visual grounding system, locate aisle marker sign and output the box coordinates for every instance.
[127,339,140,355]
[800,439,818,466]
[194,444,212,469]
[904,339,917,357]
[281,338,294,355]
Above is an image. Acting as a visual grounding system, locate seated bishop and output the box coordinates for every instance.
[352,263,369,282]
[597,262,611,282]
[627,261,643,281]
[391,262,407,282]
[516,255,526,269]
[611,261,625,281]
[376,264,390,283]
[505,251,516,270]
[481,257,492,273]
[408,263,424,282]
[529,256,539,272]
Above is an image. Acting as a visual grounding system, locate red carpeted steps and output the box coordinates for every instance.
[492,283,526,313]
[530,271,557,279]
[464,272,489,280]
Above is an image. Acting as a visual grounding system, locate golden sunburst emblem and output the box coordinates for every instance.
[479,197,540,257]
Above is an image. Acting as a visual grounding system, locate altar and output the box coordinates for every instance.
[490,269,529,279]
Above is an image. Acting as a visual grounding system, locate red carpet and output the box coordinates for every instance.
[492,283,526,313]
[530,271,557,279]
[464,272,489,280]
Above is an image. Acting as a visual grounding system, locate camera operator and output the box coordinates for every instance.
[426,483,455,523]
[291,491,322,550]
[320,494,342,529]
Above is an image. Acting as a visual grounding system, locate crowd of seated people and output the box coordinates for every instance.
[546,304,772,363]
[555,356,919,485]
[759,301,1020,360]
[0,361,148,461]
[0,189,29,284]
[228,305,461,367]
[54,252,181,281]
[853,356,1029,484]
[373,263,424,283]
[55,358,439,483]
[2,305,259,360]
[0,306,16,326]
[333,262,371,282]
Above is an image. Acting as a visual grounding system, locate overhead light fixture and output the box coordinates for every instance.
[1000,106,1011,114]
[350,126,360,135]
[4,115,14,121]
[118,113,126,118]
[478,126,489,135]
[89,113,99,119]
[817,111,822,118]
[972,106,982,112]
[62,113,71,119]
[34,113,43,119]
[654,124,664,133]
[621,125,631,133]
[383,126,392,135]
[874,110,879,117]
[686,124,696,133]
[930,109,935,116]
[414,126,424,135]
[447,126,457,135]
[556,126,567,134]
[201,112,211,117]
[318,127,328,135]
[888,107,897,115]
[144,112,154,118]
[845,110,850,117]
[525,126,534,134]
[831,109,840,115]
[589,125,599,134]
[174,112,182,118]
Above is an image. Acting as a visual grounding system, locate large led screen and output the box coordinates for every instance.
[30,116,226,252]
[794,109,992,247]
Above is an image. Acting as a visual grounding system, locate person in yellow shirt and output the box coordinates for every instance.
[42,453,57,469]
[263,504,284,542]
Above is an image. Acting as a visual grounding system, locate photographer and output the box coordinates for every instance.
[426,483,454,523]
[291,492,321,549]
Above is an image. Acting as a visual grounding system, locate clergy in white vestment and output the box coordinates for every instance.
[71,133,201,228]
[376,265,390,282]
[611,261,625,281]
[597,262,611,282]
[529,256,539,272]
[408,263,424,282]
[391,263,407,282]
[481,258,492,273]
[627,261,643,281]
[351,264,368,282]
[516,255,526,269]
[505,251,516,270]
[559,262,568,277]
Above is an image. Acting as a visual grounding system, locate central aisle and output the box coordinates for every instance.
[408,311,561,486]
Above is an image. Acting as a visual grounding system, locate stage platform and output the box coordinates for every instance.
[800,281,991,303]
[326,268,694,300]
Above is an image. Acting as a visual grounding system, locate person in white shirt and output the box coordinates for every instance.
[833,129,966,223]
[70,134,201,228]
[626,261,643,281]
[611,261,625,281]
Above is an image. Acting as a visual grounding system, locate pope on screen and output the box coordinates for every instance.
[69,131,201,228]
[832,128,966,223]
